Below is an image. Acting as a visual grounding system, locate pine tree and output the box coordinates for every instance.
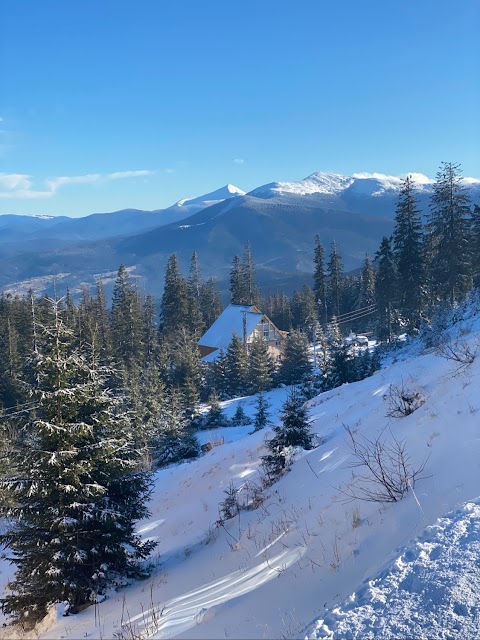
[142,294,158,366]
[470,204,480,286]
[160,254,189,336]
[111,265,145,367]
[359,254,376,308]
[205,348,229,399]
[0,295,21,409]
[261,389,313,481]
[154,387,199,467]
[205,389,226,429]
[247,335,274,393]
[241,241,260,306]
[327,241,344,319]
[392,175,424,329]
[225,333,249,397]
[230,255,244,305]
[375,237,397,341]
[231,402,251,427]
[230,243,260,306]
[0,298,155,623]
[252,392,270,432]
[169,328,202,419]
[313,234,327,325]
[279,330,312,385]
[330,344,355,387]
[200,277,223,330]
[187,252,205,339]
[427,162,472,305]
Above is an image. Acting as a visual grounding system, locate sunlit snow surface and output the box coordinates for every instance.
[1,295,480,639]
[307,500,480,639]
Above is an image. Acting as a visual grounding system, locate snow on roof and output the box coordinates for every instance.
[199,304,262,351]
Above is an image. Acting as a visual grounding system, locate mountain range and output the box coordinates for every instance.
[1,172,479,299]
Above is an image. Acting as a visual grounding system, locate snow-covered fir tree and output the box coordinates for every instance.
[252,391,270,432]
[427,162,472,306]
[262,388,313,481]
[247,334,274,393]
[278,330,312,385]
[0,298,155,625]
[392,175,424,330]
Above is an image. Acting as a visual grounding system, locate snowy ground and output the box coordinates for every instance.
[1,298,480,639]
[307,500,480,639]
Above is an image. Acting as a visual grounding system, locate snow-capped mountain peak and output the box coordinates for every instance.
[249,170,480,202]
[174,184,245,208]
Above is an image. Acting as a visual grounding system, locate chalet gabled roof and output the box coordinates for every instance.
[198,304,262,351]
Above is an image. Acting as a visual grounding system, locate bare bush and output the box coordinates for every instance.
[435,338,477,372]
[384,381,425,418]
[341,426,428,503]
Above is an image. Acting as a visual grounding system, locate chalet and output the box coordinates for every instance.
[198,304,288,362]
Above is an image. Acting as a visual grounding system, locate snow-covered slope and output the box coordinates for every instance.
[249,170,480,201]
[0,185,245,244]
[3,295,480,640]
[173,184,245,209]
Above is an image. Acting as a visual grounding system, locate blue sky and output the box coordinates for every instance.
[1,0,479,217]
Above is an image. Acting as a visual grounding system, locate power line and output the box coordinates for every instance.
[334,307,377,326]
[328,304,377,323]
[326,306,377,328]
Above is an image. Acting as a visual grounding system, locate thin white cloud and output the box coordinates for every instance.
[352,171,403,184]
[0,169,155,199]
[108,170,152,180]
[401,172,432,184]
[233,158,245,165]
[0,173,32,191]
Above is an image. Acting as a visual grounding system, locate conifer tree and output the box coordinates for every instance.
[261,389,313,481]
[169,328,202,419]
[205,389,226,428]
[359,254,376,308]
[299,285,318,336]
[0,296,21,409]
[160,254,189,336]
[142,294,158,366]
[200,277,223,330]
[252,391,270,432]
[327,241,344,318]
[231,402,250,427]
[111,265,145,367]
[230,255,244,305]
[278,330,312,385]
[247,334,274,393]
[313,234,328,325]
[375,237,397,341]
[205,348,229,399]
[241,241,260,306]
[0,297,155,623]
[470,204,480,286]
[225,333,249,397]
[426,162,472,305]
[187,252,205,339]
[392,176,424,329]
[154,387,199,467]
